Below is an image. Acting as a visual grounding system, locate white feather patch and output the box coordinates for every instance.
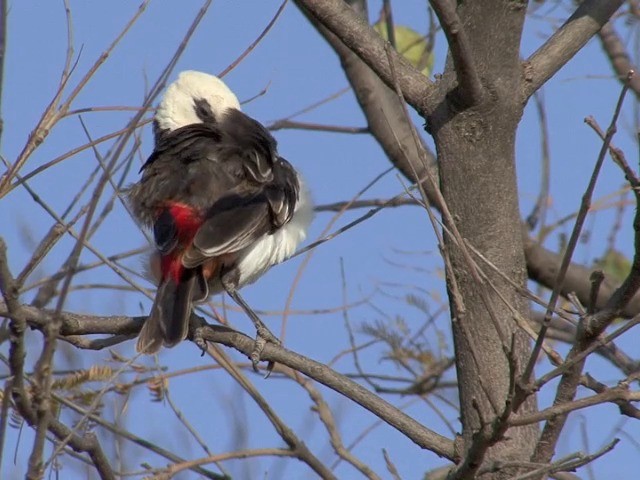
[155,71,241,132]
[235,175,314,286]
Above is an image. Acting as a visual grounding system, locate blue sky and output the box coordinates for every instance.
[2,1,639,478]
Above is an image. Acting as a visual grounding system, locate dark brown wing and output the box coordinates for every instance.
[128,109,300,265]
[127,123,232,227]
[182,162,299,269]
[183,194,270,265]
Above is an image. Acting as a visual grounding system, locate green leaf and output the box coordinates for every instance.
[373,21,433,76]
[594,249,631,285]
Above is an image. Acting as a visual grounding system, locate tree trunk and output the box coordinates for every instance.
[426,0,540,468]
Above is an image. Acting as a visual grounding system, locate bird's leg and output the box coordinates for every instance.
[222,275,279,375]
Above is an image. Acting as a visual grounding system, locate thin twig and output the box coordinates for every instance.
[282,166,395,341]
[0,0,151,197]
[218,0,288,78]
[193,318,456,460]
[517,71,633,409]
[527,91,552,232]
[268,119,369,134]
[202,344,337,479]
[531,73,639,465]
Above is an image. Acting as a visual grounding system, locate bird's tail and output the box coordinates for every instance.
[136,272,196,354]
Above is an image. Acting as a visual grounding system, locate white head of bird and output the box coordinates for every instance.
[155,70,241,132]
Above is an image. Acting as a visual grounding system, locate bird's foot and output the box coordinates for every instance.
[251,325,281,378]
[192,327,208,356]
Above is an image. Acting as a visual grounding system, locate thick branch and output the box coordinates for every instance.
[0,304,456,461]
[194,323,454,459]
[294,1,638,322]
[428,0,484,106]
[295,0,442,209]
[294,0,436,113]
[523,232,640,318]
[524,0,624,98]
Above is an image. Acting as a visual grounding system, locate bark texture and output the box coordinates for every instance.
[425,0,539,466]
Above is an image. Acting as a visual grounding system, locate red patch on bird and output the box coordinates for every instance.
[158,202,204,283]
[161,255,185,283]
[167,202,203,242]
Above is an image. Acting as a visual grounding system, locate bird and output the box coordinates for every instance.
[127,70,313,365]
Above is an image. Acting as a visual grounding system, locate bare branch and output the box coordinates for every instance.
[517,71,633,409]
[523,0,624,99]
[294,0,435,113]
[295,0,441,208]
[0,240,115,479]
[428,0,484,106]
[202,345,337,479]
[0,302,457,461]
[532,75,639,463]
[194,321,455,459]
[218,0,288,78]
[295,371,382,480]
[268,119,369,134]
[513,440,618,480]
[153,448,296,479]
[513,381,640,427]
[0,0,151,197]
[598,20,640,99]
[52,391,224,479]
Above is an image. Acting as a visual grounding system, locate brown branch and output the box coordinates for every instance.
[193,321,455,459]
[315,197,420,212]
[218,0,288,78]
[293,0,640,333]
[511,440,618,480]
[295,0,441,206]
[294,371,382,480]
[0,303,457,461]
[0,239,37,472]
[51,391,224,479]
[598,20,640,99]
[517,75,629,405]
[10,118,152,195]
[0,380,11,472]
[523,233,640,318]
[155,448,295,479]
[203,344,337,480]
[296,1,630,329]
[581,374,640,419]
[428,0,484,106]
[528,312,640,376]
[0,0,151,198]
[314,195,640,329]
[523,0,624,99]
[531,75,638,465]
[511,383,640,427]
[294,0,436,114]
[268,119,369,134]
[0,241,115,479]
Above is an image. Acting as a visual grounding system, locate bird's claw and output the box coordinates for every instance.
[193,329,208,356]
[251,325,281,378]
